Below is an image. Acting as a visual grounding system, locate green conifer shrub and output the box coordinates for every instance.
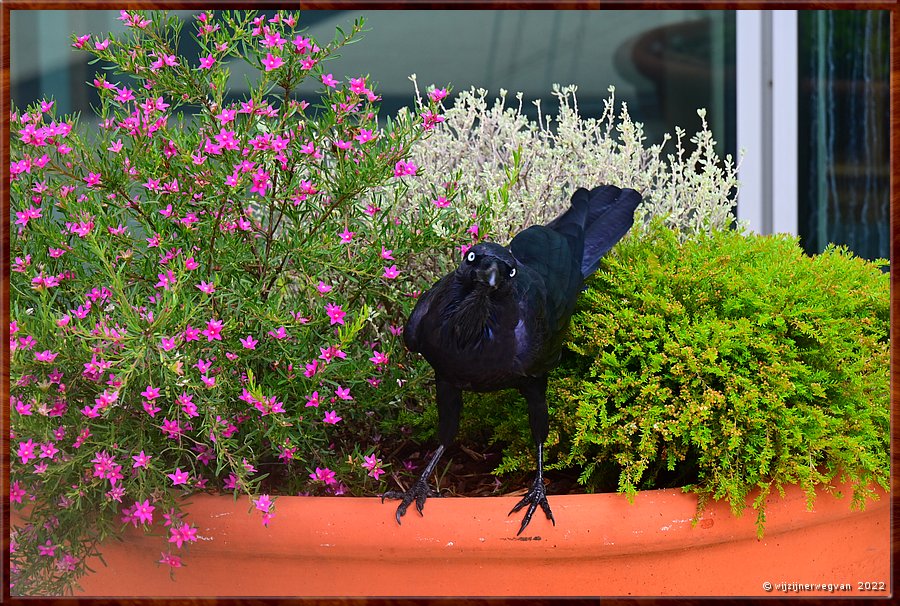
[474,223,889,534]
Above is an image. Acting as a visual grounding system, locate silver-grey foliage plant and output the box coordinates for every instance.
[407,80,740,242]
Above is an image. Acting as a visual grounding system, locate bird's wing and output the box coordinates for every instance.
[509,225,582,335]
[403,274,451,353]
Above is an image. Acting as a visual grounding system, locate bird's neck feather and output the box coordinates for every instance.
[445,284,500,348]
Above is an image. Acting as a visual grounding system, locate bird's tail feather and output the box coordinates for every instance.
[580,186,642,278]
[547,185,642,279]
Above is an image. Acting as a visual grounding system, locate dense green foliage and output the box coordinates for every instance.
[470,223,890,533]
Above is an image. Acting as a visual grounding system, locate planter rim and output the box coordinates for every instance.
[71,480,890,597]
[175,481,882,560]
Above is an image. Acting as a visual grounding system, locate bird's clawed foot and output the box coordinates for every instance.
[509,475,555,536]
[381,479,441,525]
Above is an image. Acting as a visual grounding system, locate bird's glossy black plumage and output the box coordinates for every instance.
[383,184,642,534]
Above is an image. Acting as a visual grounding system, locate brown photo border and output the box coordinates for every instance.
[1,1,896,604]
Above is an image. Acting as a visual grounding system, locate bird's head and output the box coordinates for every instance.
[456,243,518,292]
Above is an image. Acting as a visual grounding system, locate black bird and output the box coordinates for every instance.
[383,185,642,535]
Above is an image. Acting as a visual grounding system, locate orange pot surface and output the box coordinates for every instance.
[74,482,890,597]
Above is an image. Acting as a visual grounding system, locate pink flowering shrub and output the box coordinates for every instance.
[9,10,477,595]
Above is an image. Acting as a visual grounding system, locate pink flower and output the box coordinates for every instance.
[83,172,102,187]
[202,318,223,341]
[240,335,258,349]
[183,325,201,342]
[10,481,26,503]
[309,467,336,485]
[380,246,394,260]
[34,350,58,362]
[382,265,400,279]
[161,336,177,351]
[267,326,288,340]
[16,439,36,464]
[316,281,333,296]
[293,35,312,54]
[369,349,389,367]
[393,160,417,177]
[433,195,450,208]
[322,410,342,424]
[362,453,385,480]
[355,129,376,144]
[305,391,320,408]
[159,552,182,568]
[169,523,198,548]
[199,55,215,69]
[324,303,346,325]
[132,450,151,468]
[262,52,283,71]
[133,499,155,525]
[429,87,449,103]
[318,345,347,363]
[338,228,355,244]
[334,386,353,401]
[262,30,286,50]
[155,269,176,290]
[141,385,161,400]
[195,358,212,374]
[349,77,367,93]
[167,468,189,486]
[38,540,56,557]
[321,73,339,88]
[196,281,215,294]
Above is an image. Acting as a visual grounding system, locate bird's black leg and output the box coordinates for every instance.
[381,444,445,524]
[509,376,556,535]
[382,379,462,525]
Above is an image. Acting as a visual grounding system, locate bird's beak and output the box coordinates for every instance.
[478,261,499,288]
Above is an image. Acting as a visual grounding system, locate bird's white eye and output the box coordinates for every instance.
[466,251,476,263]
[509,268,517,278]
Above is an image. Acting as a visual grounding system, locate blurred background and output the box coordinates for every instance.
[9,9,889,261]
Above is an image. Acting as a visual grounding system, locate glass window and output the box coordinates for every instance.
[797,11,890,261]
[10,10,736,161]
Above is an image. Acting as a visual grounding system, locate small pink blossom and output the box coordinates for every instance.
[167,468,189,486]
[382,265,400,279]
[323,410,342,424]
[429,87,449,103]
[267,326,289,340]
[334,386,353,401]
[133,499,155,525]
[168,523,198,548]
[132,450,151,468]
[202,318,223,341]
[324,303,346,325]
[240,335,258,349]
[159,552,182,568]
[34,350,59,363]
[198,55,216,69]
[321,73,339,88]
[309,467,336,485]
[262,52,284,71]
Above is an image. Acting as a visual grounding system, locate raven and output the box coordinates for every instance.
[383,185,642,535]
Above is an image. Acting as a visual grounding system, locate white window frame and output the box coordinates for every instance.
[736,10,798,235]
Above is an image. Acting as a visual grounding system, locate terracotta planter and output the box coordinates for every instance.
[73,480,889,597]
